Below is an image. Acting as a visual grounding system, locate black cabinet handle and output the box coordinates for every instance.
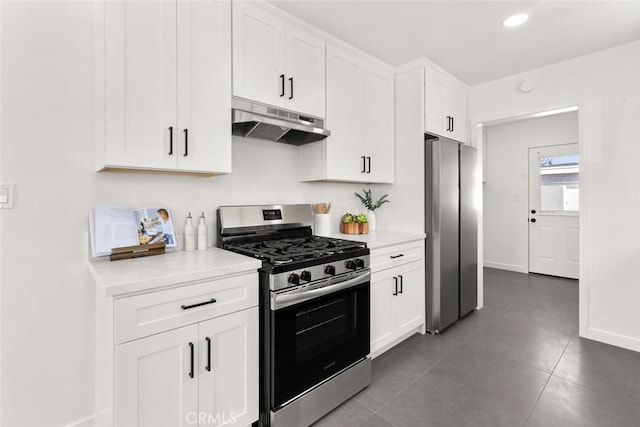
[183,129,189,156]
[451,117,454,132]
[393,277,398,296]
[168,126,174,155]
[361,156,366,173]
[531,209,536,214]
[390,253,404,259]
[181,298,217,310]
[446,116,451,131]
[366,156,371,173]
[205,337,211,372]
[188,342,194,379]
[398,275,404,294]
[530,218,537,223]
[288,77,293,100]
[280,74,285,97]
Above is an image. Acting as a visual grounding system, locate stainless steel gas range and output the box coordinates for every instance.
[217,204,371,427]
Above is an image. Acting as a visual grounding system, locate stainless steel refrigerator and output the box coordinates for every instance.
[425,134,478,333]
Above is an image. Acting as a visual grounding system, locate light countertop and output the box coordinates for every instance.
[330,230,426,249]
[89,248,261,297]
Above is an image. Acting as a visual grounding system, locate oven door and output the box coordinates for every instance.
[270,271,370,409]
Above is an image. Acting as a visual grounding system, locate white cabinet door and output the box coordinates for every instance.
[425,67,468,144]
[284,25,325,118]
[449,83,468,144]
[324,45,364,182]
[116,325,199,427]
[394,261,425,337]
[177,0,231,174]
[424,70,449,138]
[364,66,395,183]
[232,2,285,108]
[104,0,177,170]
[198,308,259,427]
[370,268,396,355]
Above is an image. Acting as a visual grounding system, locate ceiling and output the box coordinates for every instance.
[267,0,640,86]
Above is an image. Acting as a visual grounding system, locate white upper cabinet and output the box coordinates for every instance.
[300,44,394,183]
[424,65,468,144]
[232,1,325,118]
[364,66,395,183]
[97,0,231,175]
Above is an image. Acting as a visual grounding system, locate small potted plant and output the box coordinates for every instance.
[340,213,358,234]
[355,213,369,234]
[341,213,369,234]
[354,189,389,231]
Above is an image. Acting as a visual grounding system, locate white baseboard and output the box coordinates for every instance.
[65,414,95,427]
[483,261,527,274]
[584,327,640,353]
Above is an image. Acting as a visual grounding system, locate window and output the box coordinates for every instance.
[539,154,579,211]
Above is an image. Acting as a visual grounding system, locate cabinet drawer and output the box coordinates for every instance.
[371,240,424,273]
[115,273,258,344]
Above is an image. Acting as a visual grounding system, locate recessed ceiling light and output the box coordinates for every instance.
[503,13,528,28]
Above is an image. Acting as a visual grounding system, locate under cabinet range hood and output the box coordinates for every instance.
[231,98,331,145]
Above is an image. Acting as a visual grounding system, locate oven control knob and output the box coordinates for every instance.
[355,259,365,268]
[300,271,312,282]
[345,260,357,270]
[288,273,300,285]
[324,265,336,276]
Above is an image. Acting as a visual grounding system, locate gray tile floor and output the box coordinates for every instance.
[313,268,640,427]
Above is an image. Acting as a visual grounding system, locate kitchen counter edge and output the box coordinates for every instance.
[329,230,426,249]
[89,248,262,298]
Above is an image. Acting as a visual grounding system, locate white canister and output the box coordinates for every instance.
[313,214,331,236]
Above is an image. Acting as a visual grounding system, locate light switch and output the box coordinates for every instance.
[0,184,14,209]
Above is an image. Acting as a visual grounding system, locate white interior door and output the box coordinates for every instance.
[528,144,579,279]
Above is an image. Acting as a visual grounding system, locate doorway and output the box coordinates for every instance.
[528,144,579,279]
[481,109,579,276]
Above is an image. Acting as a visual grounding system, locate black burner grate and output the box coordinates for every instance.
[225,236,365,266]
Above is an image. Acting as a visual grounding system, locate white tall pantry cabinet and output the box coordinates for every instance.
[95,0,232,175]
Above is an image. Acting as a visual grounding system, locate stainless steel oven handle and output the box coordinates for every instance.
[273,271,370,310]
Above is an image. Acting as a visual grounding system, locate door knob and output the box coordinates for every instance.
[530,218,537,223]
[531,209,536,214]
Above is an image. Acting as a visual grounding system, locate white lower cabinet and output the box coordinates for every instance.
[115,308,258,427]
[116,325,199,427]
[369,241,425,357]
[198,309,259,427]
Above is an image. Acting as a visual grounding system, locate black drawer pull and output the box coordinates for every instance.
[288,77,294,100]
[390,253,405,259]
[181,298,217,310]
[183,128,189,156]
[188,342,194,379]
[168,126,174,155]
[205,337,211,372]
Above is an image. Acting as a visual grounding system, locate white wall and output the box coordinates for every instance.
[483,111,578,273]
[0,2,399,425]
[469,41,640,353]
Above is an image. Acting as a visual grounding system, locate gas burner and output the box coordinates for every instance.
[222,234,367,271]
[263,241,294,250]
